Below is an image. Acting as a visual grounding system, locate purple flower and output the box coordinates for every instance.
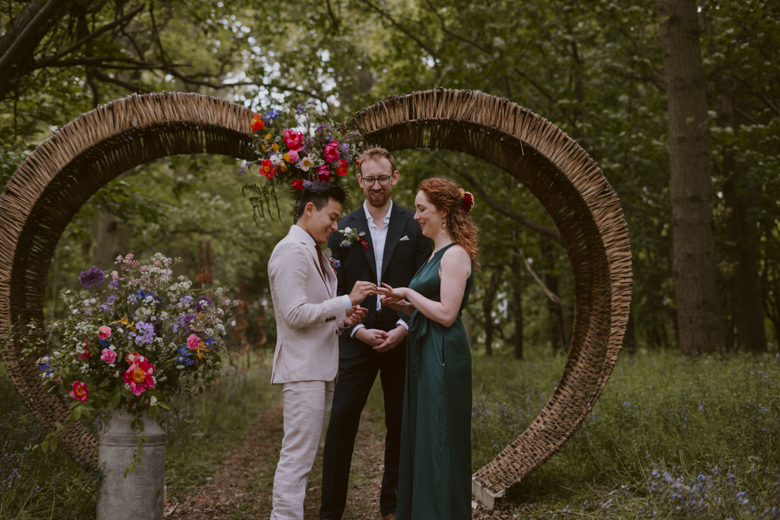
[179,295,193,307]
[195,296,214,311]
[331,259,341,269]
[303,180,313,188]
[107,295,116,303]
[79,266,105,288]
[109,280,118,289]
[133,321,155,345]
[295,104,307,114]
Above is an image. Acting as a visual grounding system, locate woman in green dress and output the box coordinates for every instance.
[378,177,479,520]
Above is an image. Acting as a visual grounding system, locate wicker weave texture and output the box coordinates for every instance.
[0,90,631,499]
[0,93,254,471]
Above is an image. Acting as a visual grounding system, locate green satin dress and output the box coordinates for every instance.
[397,243,474,520]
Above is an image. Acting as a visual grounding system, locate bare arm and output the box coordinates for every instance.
[380,246,471,328]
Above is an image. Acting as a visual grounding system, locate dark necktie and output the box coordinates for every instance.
[314,246,328,282]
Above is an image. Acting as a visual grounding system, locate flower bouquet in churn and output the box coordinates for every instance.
[240,100,366,222]
[24,253,237,473]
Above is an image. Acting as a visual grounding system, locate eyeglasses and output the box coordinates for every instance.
[361,175,392,187]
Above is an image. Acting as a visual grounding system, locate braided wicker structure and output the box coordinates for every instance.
[0,90,631,506]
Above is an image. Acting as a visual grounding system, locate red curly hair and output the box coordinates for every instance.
[418,177,480,269]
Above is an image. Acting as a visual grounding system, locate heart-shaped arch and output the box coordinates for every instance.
[0,90,631,506]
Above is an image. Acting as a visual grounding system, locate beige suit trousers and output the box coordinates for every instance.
[270,380,336,520]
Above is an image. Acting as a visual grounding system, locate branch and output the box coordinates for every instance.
[434,156,563,244]
[35,59,173,70]
[511,249,561,306]
[0,0,64,75]
[355,0,438,58]
[35,4,145,67]
[93,70,148,93]
[425,0,490,53]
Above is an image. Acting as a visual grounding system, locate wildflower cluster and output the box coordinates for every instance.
[240,100,366,221]
[23,253,237,424]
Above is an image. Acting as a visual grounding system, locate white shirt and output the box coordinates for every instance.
[351,202,408,336]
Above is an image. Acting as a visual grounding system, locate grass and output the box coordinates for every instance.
[0,351,278,519]
[468,347,780,518]
[5,346,780,519]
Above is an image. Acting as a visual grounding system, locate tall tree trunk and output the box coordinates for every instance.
[701,10,766,352]
[720,93,766,352]
[656,0,725,354]
[93,211,131,271]
[541,239,566,351]
[510,257,524,360]
[482,265,504,356]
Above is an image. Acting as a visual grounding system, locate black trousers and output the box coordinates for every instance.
[319,312,406,519]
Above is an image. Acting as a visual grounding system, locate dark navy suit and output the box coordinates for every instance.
[319,203,431,519]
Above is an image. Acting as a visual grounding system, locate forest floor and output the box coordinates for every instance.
[166,397,519,520]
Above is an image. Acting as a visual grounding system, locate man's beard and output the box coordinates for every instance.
[366,190,390,207]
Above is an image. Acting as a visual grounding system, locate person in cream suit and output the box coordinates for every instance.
[267,182,376,520]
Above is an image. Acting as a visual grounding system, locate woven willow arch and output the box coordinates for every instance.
[0,90,631,506]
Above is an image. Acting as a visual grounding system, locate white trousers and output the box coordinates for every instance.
[270,379,335,520]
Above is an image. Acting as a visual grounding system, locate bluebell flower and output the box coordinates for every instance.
[266,109,280,119]
[99,338,111,348]
[203,337,215,349]
[38,362,53,376]
[137,289,163,306]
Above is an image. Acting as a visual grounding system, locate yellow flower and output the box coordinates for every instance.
[272,143,280,152]
[281,164,288,172]
[283,154,291,162]
[114,315,136,332]
[262,145,268,152]
[265,133,273,141]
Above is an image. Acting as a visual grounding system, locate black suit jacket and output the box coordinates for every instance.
[327,202,432,360]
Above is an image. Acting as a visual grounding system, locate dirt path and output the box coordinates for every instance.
[167,398,518,519]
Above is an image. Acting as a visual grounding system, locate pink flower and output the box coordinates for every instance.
[123,357,156,396]
[283,150,299,163]
[324,141,340,163]
[69,381,89,402]
[101,348,117,364]
[187,333,201,350]
[317,164,332,182]
[283,129,304,151]
[98,326,112,340]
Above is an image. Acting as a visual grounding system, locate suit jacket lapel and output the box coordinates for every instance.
[351,211,376,278]
[381,204,406,281]
[305,240,329,293]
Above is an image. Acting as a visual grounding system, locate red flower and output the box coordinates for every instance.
[78,339,90,360]
[260,159,275,179]
[317,164,332,182]
[461,191,475,212]
[291,179,305,190]
[251,114,264,131]
[336,159,348,176]
[359,236,369,250]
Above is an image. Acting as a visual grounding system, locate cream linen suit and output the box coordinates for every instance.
[268,225,352,520]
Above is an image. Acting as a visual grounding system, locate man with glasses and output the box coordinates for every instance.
[320,148,431,520]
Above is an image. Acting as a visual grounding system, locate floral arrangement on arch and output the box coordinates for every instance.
[21,253,238,466]
[240,100,366,221]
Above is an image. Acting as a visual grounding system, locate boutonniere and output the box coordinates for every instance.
[322,247,340,273]
[339,226,369,250]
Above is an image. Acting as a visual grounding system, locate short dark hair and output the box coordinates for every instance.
[297,182,346,219]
